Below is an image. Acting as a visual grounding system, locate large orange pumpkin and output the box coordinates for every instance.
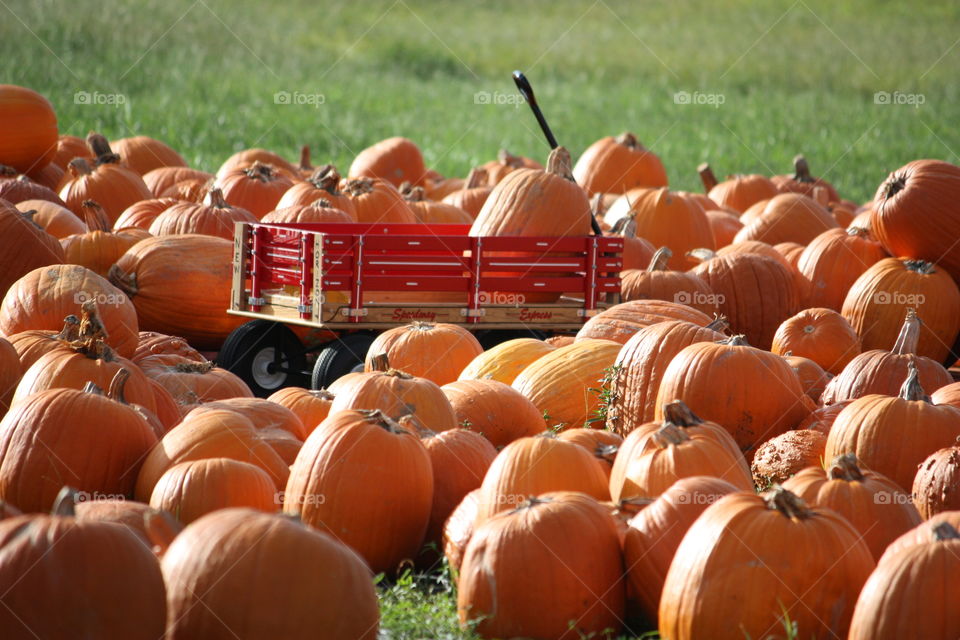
[784,454,922,560]
[655,335,810,453]
[215,161,293,219]
[261,198,354,224]
[60,200,143,277]
[607,317,727,435]
[16,198,86,238]
[364,322,482,386]
[215,148,298,182]
[441,167,493,218]
[620,246,717,314]
[458,492,625,640]
[163,508,378,640]
[841,257,960,363]
[0,383,157,512]
[0,85,58,173]
[457,337,555,385]
[698,163,780,213]
[283,409,433,574]
[148,187,257,240]
[0,497,166,640]
[440,378,547,448]
[400,184,472,224]
[112,197,179,231]
[275,165,356,214]
[0,198,65,294]
[572,132,668,195]
[109,234,246,349]
[110,135,186,175]
[825,363,960,492]
[142,166,212,197]
[734,192,838,246]
[575,299,711,345]
[848,520,960,640]
[659,487,874,640]
[797,226,888,310]
[771,155,841,202]
[443,488,481,572]
[138,354,252,408]
[872,159,960,282]
[266,387,335,434]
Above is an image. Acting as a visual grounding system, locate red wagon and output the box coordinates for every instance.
[217,221,623,395]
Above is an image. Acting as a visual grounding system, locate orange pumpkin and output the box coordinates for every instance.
[441,378,547,448]
[348,136,427,187]
[772,307,862,375]
[620,246,717,314]
[750,429,827,487]
[442,167,492,218]
[142,166,212,197]
[108,234,245,349]
[0,85,57,172]
[797,226,888,310]
[60,200,142,276]
[266,387,335,434]
[58,134,153,224]
[771,155,841,201]
[364,322,482,386]
[284,409,433,574]
[478,149,542,186]
[443,488,480,571]
[575,299,711,345]
[275,165,357,214]
[261,198,355,224]
[457,337,555,385]
[698,163,780,213]
[572,132,668,195]
[734,192,838,246]
[112,197,179,231]
[340,176,416,223]
[0,198,65,294]
[784,454,922,559]
[704,209,743,248]
[15,199,86,238]
[400,184,472,224]
[138,354,252,408]
[215,148,299,181]
[73,498,182,554]
[148,187,256,240]
[215,161,293,219]
[110,136,186,175]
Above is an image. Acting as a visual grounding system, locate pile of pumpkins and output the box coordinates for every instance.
[1,82,960,639]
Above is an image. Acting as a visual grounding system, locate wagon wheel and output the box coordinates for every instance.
[216,320,309,397]
[311,332,376,390]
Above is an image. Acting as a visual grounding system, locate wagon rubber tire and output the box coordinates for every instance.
[311,332,376,390]
[216,320,309,397]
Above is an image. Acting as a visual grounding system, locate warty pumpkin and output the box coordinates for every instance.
[750,429,827,488]
[572,131,668,195]
[457,492,625,640]
[912,445,960,519]
[784,453,922,560]
[659,487,874,640]
[163,508,378,640]
[283,409,433,574]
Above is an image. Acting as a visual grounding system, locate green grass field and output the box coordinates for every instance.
[6,1,958,637]
[6,0,959,204]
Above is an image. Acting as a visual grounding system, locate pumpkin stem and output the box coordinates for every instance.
[545,147,575,182]
[107,264,138,297]
[173,361,216,374]
[369,352,391,372]
[342,177,374,197]
[358,408,408,434]
[496,149,525,168]
[904,259,936,275]
[763,486,813,520]
[826,453,865,482]
[792,155,813,183]
[82,381,106,395]
[309,198,334,210]
[652,423,692,448]
[107,368,131,404]
[892,308,921,356]
[86,133,121,165]
[308,389,335,400]
[0,165,18,177]
[402,185,427,202]
[661,400,705,428]
[686,247,717,264]
[204,187,232,209]
[846,226,869,237]
[308,165,341,193]
[608,214,637,239]
[698,163,718,192]
[881,173,907,201]
[596,443,619,464]
[812,186,831,207]
[52,487,80,516]
[719,334,750,347]
[67,157,94,178]
[57,315,82,341]
[898,361,930,402]
[617,496,654,515]
[80,200,112,232]
[464,167,488,190]
[17,209,43,232]
[398,413,436,438]
[243,161,276,182]
[298,145,312,172]
[646,247,673,272]
[614,132,644,150]
[707,314,729,333]
[933,522,960,541]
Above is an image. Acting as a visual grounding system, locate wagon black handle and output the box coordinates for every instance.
[512,70,603,236]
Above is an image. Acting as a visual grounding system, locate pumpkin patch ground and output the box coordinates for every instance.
[3,2,960,638]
